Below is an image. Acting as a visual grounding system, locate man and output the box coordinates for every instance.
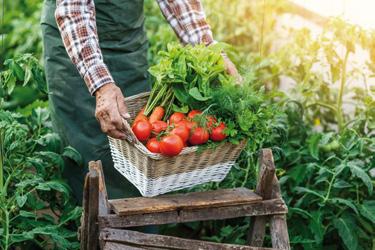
[41,0,239,201]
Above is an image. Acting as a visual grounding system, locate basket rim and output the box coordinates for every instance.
[109,136,247,160]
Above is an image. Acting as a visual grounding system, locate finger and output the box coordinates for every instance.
[110,110,127,132]
[117,95,130,119]
[107,129,127,140]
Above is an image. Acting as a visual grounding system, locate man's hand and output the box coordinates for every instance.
[94,83,130,139]
[222,54,243,84]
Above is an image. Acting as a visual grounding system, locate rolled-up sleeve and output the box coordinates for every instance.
[156,0,214,45]
[55,0,114,95]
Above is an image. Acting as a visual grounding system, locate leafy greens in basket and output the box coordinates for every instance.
[145,43,279,143]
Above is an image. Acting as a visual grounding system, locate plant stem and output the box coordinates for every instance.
[323,172,337,203]
[337,49,350,133]
[3,209,10,250]
[0,128,3,190]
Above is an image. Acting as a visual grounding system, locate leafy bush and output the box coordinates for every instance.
[1,55,81,250]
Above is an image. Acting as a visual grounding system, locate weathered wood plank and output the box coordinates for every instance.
[100,198,287,228]
[100,228,276,250]
[103,242,146,250]
[109,188,262,216]
[270,215,290,250]
[89,161,110,216]
[254,149,276,199]
[248,149,276,246]
[103,241,170,250]
[86,169,99,250]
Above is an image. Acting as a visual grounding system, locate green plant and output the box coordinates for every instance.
[0,55,81,250]
[0,54,47,110]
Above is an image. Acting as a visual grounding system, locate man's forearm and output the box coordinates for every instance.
[55,0,114,95]
[156,0,214,45]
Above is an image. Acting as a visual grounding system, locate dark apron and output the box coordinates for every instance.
[41,0,150,202]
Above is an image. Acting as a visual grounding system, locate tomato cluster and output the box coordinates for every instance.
[131,107,227,157]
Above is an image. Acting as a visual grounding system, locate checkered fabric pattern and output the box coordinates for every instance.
[55,0,214,95]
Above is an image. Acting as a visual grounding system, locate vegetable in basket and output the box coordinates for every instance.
[131,43,278,156]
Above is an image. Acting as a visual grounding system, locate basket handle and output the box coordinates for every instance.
[122,118,139,145]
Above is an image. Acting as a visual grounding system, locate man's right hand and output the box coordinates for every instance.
[94,83,130,140]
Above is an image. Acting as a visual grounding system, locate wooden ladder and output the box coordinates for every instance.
[79,149,290,250]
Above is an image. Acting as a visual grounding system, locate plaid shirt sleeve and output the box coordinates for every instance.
[55,0,214,95]
[55,0,114,95]
[156,0,214,45]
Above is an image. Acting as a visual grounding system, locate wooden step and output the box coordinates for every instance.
[109,188,262,216]
[101,228,276,250]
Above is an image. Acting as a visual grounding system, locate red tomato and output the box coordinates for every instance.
[189,127,209,145]
[151,121,168,135]
[169,112,186,124]
[146,138,161,153]
[188,110,202,119]
[160,134,184,157]
[170,124,189,142]
[210,122,227,142]
[176,120,197,132]
[132,120,152,142]
[206,115,217,130]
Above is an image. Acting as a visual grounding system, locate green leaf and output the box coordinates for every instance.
[359,201,375,224]
[189,87,211,101]
[19,210,37,218]
[59,206,82,225]
[16,195,27,208]
[347,160,373,194]
[308,210,325,244]
[307,133,321,160]
[63,146,82,166]
[6,75,16,95]
[295,187,325,199]
[172,84,190,104]
[23,67,32,86]
[330,198,359,215]
[36,181,70,202]
[333,215,359,250]
[12,62,25,80]
[36,133,61,152]
[172,104,189,113]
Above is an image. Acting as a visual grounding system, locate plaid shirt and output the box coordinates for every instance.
[55,0,214,95]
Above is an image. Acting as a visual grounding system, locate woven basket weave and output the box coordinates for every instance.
[108,92,246,197]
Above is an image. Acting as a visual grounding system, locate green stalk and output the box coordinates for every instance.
[164,96,175,120]
[144,84,168,115]
[337,49,350,133]
[0,128,3,191]
[3,209,9,250]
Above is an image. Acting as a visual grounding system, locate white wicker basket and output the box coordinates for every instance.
[108,92,246,197]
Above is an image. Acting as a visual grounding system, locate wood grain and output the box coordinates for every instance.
[81,168,99,250]
[89,161,110,216]
[248,149,276,246]
[100,228,276,250]
[100,198,287,228]
[110,188,262,216]
[270,215,290,250]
